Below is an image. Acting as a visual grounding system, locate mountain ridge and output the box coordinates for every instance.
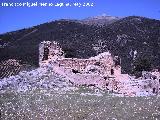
[0,15,160,77]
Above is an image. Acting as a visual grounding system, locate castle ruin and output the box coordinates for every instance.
[39,41,121,77]
[39,41,160,96]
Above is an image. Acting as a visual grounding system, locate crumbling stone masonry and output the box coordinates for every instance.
[39,41,121,77]
[38,41,160,96]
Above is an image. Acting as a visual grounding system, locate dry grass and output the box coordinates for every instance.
[0,88,160,120]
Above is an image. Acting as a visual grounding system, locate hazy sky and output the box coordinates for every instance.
[0,0,160,34]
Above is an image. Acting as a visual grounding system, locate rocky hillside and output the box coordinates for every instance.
[98,16,160,73]
[0,59,34,79]
[0,16,160,77]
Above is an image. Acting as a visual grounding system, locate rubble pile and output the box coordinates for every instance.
[0,63,72,93]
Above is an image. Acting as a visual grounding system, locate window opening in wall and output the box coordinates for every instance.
[42,47,49,61]
[72,69,80,74]
[111,69,114,75]
[153,88,156,93]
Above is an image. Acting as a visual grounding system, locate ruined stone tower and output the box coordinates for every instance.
[39,41,64,66]
[39,41,121,77]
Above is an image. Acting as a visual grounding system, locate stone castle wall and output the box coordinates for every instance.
[56,58,113,75]
[39,41,121,76]
[39,41,64,65]
[38,41,160,96]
